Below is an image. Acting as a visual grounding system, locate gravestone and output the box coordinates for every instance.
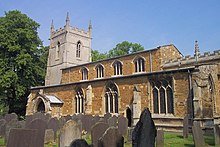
[64,115,72,122]
[59,120,82,147]
[32,112,50,122]
[0,119,6,137]
[47,117,60,141]
[4,113,17,123]
[132,108,157,147]
[214,124,220,146]
[156,129,164,147]
[26,118,47,147]
[7,128,38,147]
[192,121,205,147]
[183,115,189,138]
[127,127,134,142]
[98,127,124,147]
[6,119,24,142]
[91,122,109,147]
[104,113,111,123]
[108,116,118,127]
[59,116,67,128]
[44,129,54,144]
[70,139,91,147]
[81,115,93,133]
[25,115,33,127]
[118,116,128,136]
[91,115,100,126]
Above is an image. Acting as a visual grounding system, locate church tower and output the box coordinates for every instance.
[45,13,92,85]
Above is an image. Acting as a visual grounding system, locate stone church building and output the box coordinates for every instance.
[26,15,220,131]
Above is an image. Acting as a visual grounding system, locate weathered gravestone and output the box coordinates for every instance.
[59,120,82,147]
[214,124,220,146]
[70,139,91,147]
[4,113,17,123]
[32,112,50,122]
[127,127,134,142]
[108,116,118,127]
[183,115,189,138]
[47,117,60,141]
[192,121,205,147]
[132,108,157,147]
[64,115,72,122]
[91,115,100,127]
[104,113,111,123]
[81,115,93,133]
[98,127,124,147]
[44,129,55,144]
[26,118,47,147]
[7,128,38,147]
[5,119,24,143]
[156,129,164,147]
[118,116,128,136]
[0,119,6,137]
[91,122,109,147]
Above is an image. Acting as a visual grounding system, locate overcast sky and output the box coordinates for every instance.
[1,0,220,56]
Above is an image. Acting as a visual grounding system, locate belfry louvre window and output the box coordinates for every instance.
[113,61,122,75]
[96,64,104,78]
[151,78,174,114]
[105,82,118,113]
[134,57,145,72]
[76,41,81,58]
[75,88,84,113]
[81,67,88,80]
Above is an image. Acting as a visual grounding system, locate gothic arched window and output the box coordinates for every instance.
[81,67,88,80]
[151,78,174,114]
[56,41,60,59]
[96,64,104,78]
[113,61,122,75]
[105,82,118,114]
[134,57,145,72]
[75,88,84,113]
[76,41,81,58]
[37,99,45,113]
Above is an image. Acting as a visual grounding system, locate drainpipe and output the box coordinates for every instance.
[188,69,194,119]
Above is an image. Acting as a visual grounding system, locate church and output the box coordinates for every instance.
[26,14,220,132]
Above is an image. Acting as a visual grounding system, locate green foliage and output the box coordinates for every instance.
[0,10,47,116]
[92,41,144,61]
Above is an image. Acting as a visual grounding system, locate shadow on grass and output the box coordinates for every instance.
[184,144,194,147]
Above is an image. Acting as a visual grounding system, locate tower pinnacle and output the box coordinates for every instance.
[65,12,70,27]
[194,40,200,63]
[50,19,54,33]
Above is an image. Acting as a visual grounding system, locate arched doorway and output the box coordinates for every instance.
[126,107,132,127]
[37,99,45,113]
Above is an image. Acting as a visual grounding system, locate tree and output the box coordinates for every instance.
[0,10,47,116]
[91,50,107,62]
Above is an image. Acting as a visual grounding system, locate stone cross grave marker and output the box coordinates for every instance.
[192,121,205,147]
[26,118,47,147]
[98,127,124,147]
[91,122,109,147]
[132,108,157,147]
[6,128,38,147]
[59,120,82,147]
[118,115,128,136]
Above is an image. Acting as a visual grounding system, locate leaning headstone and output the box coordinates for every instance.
[59,120,82,147]
[70,139,91,147]
[98,127,124,147]
[91,122,109,147]
[192,121,205,147]
[183,115,189,138]
[118,116,128,136]
[4,113,17,123]
[47,117,60,141]
[7,128,38,147]
[132,108,157,147]
[156,129,164,147]
[108,116,118,127]
[26,118,47,147]
[44,129,54,144]
[214,124,220,146]
[104,113,111,123]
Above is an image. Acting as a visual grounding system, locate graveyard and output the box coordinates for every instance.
[0,109,217,147]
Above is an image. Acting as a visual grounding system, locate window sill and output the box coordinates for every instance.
[111,75,123,77]
[152,113,175,118]
[80,79,88,82]
[132,71,146,74]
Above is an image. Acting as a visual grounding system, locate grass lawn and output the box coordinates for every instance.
[0,132,215,147]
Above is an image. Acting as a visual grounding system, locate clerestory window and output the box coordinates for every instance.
[75,88,84,114]
[81,67,88,80]
[134,57,145,72]
[105,82,118,114]
[113,61,122,75]
[96,64,104,78]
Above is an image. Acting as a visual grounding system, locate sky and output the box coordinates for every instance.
[1,0,220,56]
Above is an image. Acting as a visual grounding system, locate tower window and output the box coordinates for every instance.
[76,41,81,58]
[134,57,145,72]
[56,41,60,59]
[151,78,174,114]
[81,67,88,80]
[96,64,104,78]
[113,61,122,75]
